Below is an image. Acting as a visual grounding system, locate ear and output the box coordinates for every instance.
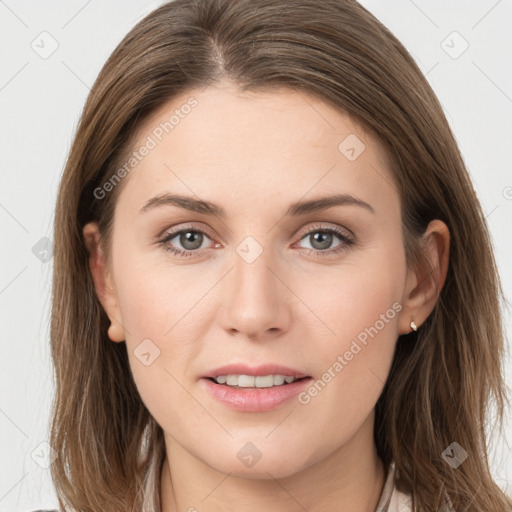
[398,219,450,335]
[82,221,125,342]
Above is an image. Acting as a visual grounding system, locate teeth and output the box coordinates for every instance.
[273,375,285,385]
[239,375,256,387]
[226,375,238,386]
[213,374,300,388]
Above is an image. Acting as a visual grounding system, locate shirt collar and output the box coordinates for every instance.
[374,461,398,512]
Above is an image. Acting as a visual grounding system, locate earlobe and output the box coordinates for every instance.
[82,222,125,342]
[399,219,450,335]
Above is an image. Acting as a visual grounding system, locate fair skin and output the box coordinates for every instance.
[83,80,449,512]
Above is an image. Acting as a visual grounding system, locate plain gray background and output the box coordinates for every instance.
[1,1,511,510]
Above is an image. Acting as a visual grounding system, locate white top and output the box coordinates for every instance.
[375,461,412,511]
[375,461,453,512]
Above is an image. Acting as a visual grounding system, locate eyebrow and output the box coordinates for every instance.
[139,192,375,217]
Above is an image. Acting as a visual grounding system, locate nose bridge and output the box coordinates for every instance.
[234,233,279,302]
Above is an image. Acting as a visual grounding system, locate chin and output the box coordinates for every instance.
[203,443,313,480]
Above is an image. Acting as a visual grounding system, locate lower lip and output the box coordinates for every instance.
[201,377,313,412]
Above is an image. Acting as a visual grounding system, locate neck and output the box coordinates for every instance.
[160,412,386,512]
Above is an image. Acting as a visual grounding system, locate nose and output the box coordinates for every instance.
[219,242,292,342]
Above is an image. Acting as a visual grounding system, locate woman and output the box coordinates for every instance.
[46,0,511,511]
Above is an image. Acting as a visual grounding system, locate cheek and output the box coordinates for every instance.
[114,248,211,341]
[111,254,205,414]
[296,240,404,349]
[326,266,402,348]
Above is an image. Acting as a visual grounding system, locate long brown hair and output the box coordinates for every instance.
[50,0,512,510]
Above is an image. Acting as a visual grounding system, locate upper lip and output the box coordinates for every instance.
[202,363,310,379]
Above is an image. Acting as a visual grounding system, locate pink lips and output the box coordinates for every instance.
[200,363,312,412]
[201,377,312,412]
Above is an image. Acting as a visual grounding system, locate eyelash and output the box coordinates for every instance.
[157,223,355,258]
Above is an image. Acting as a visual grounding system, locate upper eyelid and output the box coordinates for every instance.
[296,222,353,238]
[162,224,215,241]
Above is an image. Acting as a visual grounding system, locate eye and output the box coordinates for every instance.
[295,224,355,257]
[157,226,217,257]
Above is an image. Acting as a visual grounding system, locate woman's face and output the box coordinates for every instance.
[89,80,418,478]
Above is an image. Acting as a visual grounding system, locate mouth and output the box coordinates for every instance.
[200,364,313,412]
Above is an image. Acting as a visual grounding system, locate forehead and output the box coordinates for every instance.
[117,81,399,220]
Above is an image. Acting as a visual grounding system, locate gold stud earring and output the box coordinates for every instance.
[410,321,418,332]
